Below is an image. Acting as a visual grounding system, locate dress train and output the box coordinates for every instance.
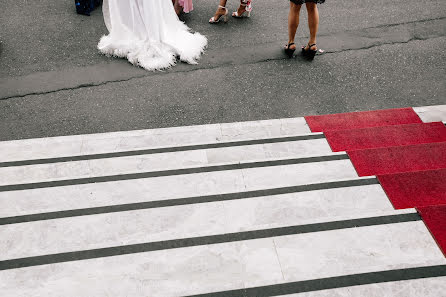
[98,0,207,71]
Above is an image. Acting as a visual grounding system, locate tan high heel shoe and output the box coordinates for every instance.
[209,5,229,24]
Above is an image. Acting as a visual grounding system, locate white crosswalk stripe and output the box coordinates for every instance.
[0,117,311,163]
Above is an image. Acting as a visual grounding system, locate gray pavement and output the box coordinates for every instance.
[1,0,445,140]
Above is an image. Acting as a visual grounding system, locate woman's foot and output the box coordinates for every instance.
[209,5,228,23]
[232,2,252,18]
[302,43,318,60]
[303,43,317,51]
[284,42,296,58]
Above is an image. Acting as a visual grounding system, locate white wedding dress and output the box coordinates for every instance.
[98,0,207,71]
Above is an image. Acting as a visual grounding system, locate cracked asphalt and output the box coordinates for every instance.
[0,0,445,140]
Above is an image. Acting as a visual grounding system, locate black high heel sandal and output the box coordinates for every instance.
[302,43,317,60]
[284,43,296,58]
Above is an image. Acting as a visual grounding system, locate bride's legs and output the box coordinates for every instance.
[212,0,228,20]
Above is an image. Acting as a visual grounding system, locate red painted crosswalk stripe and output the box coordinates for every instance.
[418,205,446,257]
[325,122,446,152]
[305,107,446,256]
[348,142,446,176]
[305,107,422,132]
[378,169,446,209]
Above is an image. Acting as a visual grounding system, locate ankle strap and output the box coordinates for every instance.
[218,5,226,8]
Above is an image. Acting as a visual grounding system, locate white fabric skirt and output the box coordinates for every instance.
[98,0,207,71]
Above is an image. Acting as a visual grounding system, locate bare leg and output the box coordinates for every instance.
[287,2,301,50]
[305,2,319,50]
[173,0,183,16]
[235,0,248,16]
[212,0,228,20]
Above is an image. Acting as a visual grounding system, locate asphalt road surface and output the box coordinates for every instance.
[0,0,445,140]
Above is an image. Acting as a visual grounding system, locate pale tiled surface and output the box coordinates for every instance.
[0,159,356,218]
[241,159,357,191]
[2,108,446,296]
[0,239,283,297]
[219,117,310,141]
[276,276,446,297]
[0,170,245,217]
[0,117,311,163]
[206,139,331,164]
[0,139,332,186]
[0,240,270,297]
[262,140,330,159]
[221,184,396,232]
[0,150,208,186]
[414,105,446,123]
[1,222,444,297]
[0,185,407,261]
[273,221,445,283]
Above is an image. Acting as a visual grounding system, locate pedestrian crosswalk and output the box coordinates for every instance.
[0,105,445,296]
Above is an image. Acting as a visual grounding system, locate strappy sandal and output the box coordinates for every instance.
[284,43,296,58]
[209,5,229,24]
[232,2,252,18]
[302,43,318,60]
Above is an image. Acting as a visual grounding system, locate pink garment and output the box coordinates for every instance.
[178,0,193,13]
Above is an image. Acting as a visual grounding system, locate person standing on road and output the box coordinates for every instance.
[99,0,207,71]
[284,0,325,59]
[209,0,252,24]
[172,0,194,16]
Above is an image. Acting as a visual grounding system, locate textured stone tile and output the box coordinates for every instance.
[242,159,358,191]
[0,170,246,217]
[414,105,446,123]
[0,184,401,260]
[274,221,446,282]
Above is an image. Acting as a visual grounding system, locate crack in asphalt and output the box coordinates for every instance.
[0,77,150,101]
[242,36,434,65]
[359,16,445,29]
[321,36,430,54]
[1,16,445,101]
